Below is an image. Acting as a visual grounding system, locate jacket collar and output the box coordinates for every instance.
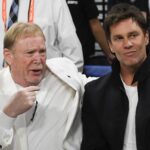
[111,51,150,85]
[46,60,81,92]
[133,52,150,84]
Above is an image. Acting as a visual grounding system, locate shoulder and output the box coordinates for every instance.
[0,67,11,90]
[46,57,78,72]
[85,74,111,93]
[82,74,112,112]
[0,67,9,77]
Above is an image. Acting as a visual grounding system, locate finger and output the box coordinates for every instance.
[25,86,40,92]
[29,95,36,100]
[28,91,37,96]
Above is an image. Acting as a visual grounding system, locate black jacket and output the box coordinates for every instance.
[81,52,150,150]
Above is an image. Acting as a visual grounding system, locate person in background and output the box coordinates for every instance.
[81,3,150,150]
[0,0,83,72]
[108,0,149,19]
[66,0,114,65]
[0,22,92,150]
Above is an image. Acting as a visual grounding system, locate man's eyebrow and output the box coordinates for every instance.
[112,34,123,39]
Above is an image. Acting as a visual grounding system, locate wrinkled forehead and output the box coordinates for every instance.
[16,31,45,41]
[12,36,46,52]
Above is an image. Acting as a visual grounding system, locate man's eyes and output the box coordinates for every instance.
[113,36,123,41]
[27,51,34,54]
[113,33,139,42]
[129,33,139,38]
[25,49,46,56]
[39,49,46,54]
[25,51,35,56]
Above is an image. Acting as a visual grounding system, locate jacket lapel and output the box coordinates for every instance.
[46,60,82,139]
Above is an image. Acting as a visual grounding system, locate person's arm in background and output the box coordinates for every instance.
[55,0,84,72]
[80,0,114,63]
[89,18,114,62]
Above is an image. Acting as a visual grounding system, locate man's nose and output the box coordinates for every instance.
[33,52,42,63]
[123,38,133,49]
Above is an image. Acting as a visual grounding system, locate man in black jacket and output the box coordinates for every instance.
[81,3,150,150]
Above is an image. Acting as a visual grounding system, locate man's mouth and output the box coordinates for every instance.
[124,50,136,57]
[30,69,42,75]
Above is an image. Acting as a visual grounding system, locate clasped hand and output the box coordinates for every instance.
[3,86,40,118]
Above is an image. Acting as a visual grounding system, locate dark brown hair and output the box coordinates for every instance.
[104,3,148,42]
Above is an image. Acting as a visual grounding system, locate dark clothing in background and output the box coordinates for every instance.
[108,0,149,13]
[81,52,150,150]
[66,0,99,64]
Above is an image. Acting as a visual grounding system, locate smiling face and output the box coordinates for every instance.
[4,36,47,87]
[109,18,149,70]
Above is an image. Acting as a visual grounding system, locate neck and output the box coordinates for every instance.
[120,66,137,86]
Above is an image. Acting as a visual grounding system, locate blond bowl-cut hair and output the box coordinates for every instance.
[4,22,46,50]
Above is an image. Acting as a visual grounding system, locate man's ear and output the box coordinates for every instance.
[145,31,149,46]
[108,42,115,53]
[110,47,115,53]
[3,48,13,66]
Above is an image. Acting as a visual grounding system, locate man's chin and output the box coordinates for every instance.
[28,78,42,86]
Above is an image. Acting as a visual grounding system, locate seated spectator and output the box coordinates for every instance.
[0,0,84,72]
[0,22,93,150]
[81,3,150,150]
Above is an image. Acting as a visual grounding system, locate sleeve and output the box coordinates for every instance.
[54,0,84,72]
[80,0,99,20]
[0,111,15,149]
[81,84,108,150]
